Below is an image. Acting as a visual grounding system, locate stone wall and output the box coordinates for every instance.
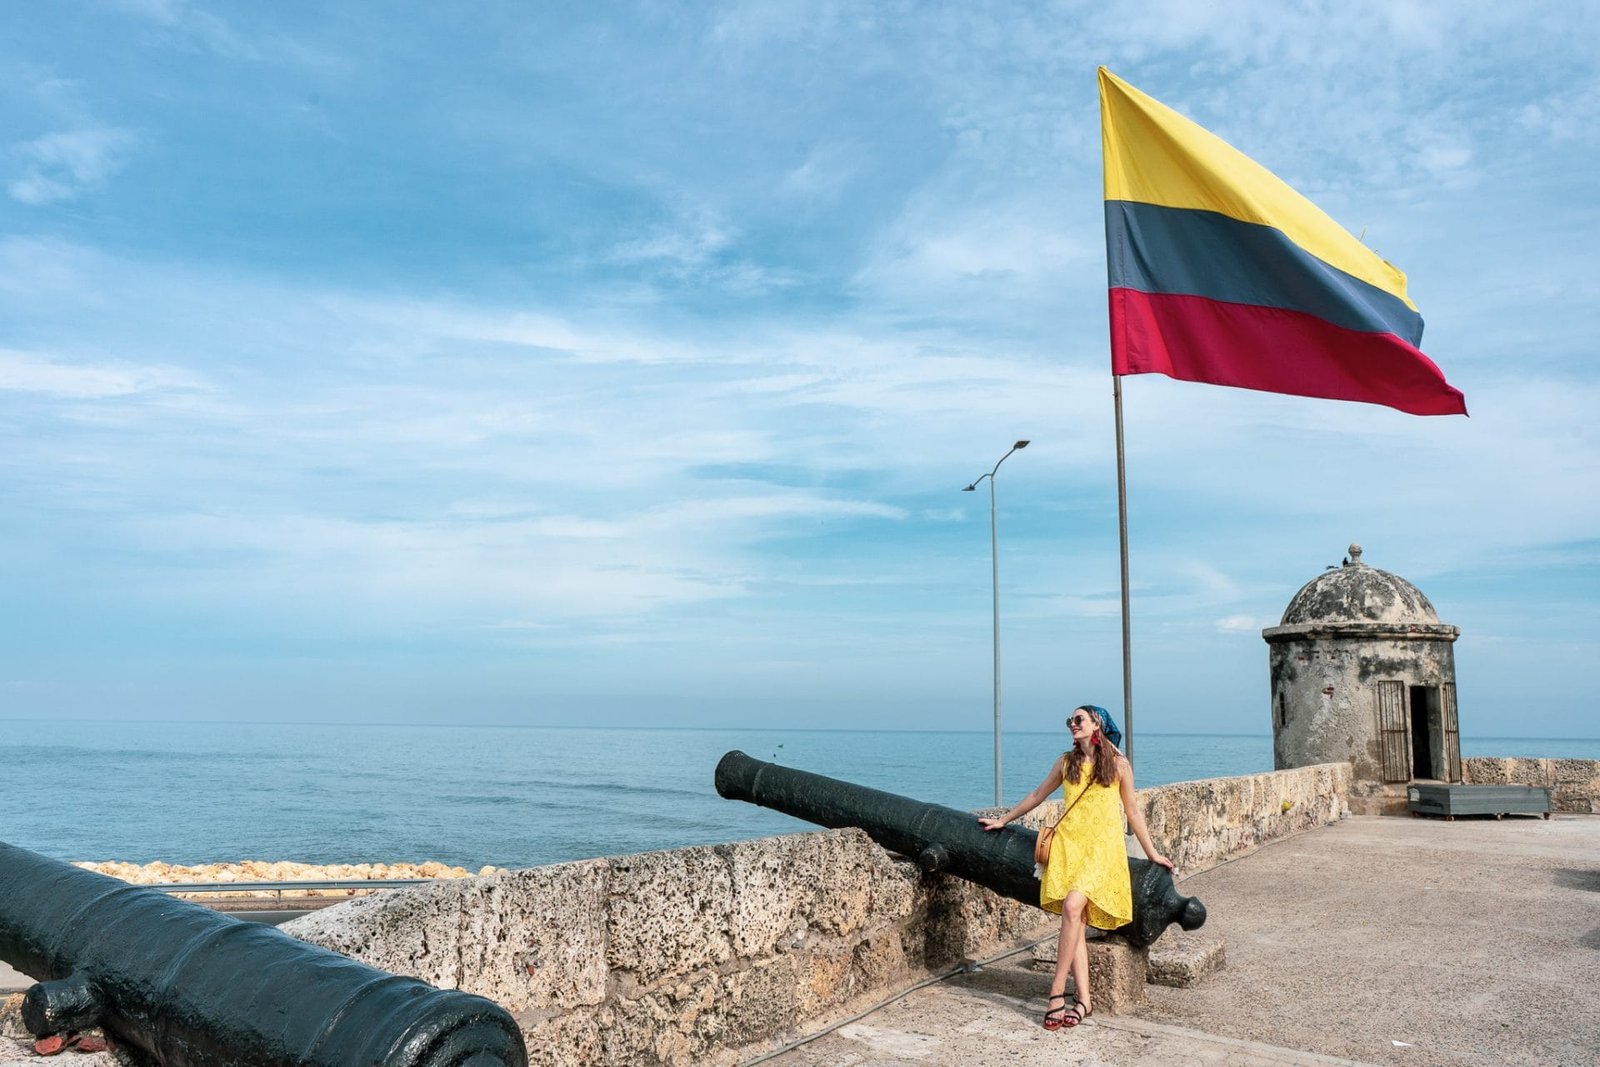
[283,762,1349,1066]
[1012,761,1349,876]
[1463,757,1600,813]
[284,827,1041,1067]
[1141,761,1348,873]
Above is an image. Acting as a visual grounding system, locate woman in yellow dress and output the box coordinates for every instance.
[978,705,1174,1029]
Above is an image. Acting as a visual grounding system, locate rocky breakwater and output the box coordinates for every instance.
[74,860,505,898]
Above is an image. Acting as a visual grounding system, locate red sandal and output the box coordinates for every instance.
[1042,992,1070,1030]
[1062,1000,1093,1027]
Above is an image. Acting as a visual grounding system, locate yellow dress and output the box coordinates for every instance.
[1039,761,1133,930]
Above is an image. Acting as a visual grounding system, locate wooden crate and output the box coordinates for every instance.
[1406,783,1552,820]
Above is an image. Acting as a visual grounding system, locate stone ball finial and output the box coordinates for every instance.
[1348,543,1363,565]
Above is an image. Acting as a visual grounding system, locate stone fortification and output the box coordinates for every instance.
[1464,757,1600,813]
[1140,761,1349,871]
[285,828,1039,1067]
[283,763,1349,1067]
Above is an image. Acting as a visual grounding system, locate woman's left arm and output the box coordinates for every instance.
[1117,756,1175,874]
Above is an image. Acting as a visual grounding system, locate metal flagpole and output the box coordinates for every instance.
[988,472,1002,807]
[1112,373,1133,762]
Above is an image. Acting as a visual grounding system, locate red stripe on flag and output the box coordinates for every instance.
[1110,288,1467,416]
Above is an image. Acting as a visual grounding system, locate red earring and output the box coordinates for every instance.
[1093,733,1102,747]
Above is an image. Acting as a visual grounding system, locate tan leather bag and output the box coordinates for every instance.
[1032,823,1057,867]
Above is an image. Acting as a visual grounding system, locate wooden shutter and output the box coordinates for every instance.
[1442,683,1461,782]
[1376,681,1410,782]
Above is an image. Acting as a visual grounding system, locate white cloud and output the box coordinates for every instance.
[1517,82,1600,143]
[776,143,858,201]
[0,348,200,397]
[853,191,1096,307]
[611,217,732,267]
[8,127,135,205]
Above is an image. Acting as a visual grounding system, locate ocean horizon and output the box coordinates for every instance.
[3,719,1593,871]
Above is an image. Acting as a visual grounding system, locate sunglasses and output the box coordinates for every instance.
[1067,714,1096,729]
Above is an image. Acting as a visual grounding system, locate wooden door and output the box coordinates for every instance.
[1376,681,1410,782]
[1442,682,1461,782]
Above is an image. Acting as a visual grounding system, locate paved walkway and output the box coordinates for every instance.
[764,815,1600,1067]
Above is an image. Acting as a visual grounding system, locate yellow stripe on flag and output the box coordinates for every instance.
[1098,67,1416,310]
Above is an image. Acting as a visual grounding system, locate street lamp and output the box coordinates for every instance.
[963,439,1029,807]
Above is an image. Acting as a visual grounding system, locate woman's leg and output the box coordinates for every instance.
[1070,905,1092,1015]
[1052,891,1089,1013]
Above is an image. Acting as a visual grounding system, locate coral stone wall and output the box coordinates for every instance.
[283,763,1349,1067]
[1464,758,1600,813]
[1140,762,1349,873]
[284,827,1041,1067]
[1012,762,1349,874]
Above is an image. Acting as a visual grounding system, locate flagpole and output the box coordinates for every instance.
[1113,372,1133,762]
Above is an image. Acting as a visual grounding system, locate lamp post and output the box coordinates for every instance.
[964,439,1030,807]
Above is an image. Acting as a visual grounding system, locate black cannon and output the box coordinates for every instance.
[0,840,526,1067]
[715,750,1204,948]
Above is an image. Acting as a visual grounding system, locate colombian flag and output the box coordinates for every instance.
[1100,68,1467,416]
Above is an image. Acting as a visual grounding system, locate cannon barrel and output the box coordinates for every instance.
[0,840,526,1067]
[715,750,1204,948]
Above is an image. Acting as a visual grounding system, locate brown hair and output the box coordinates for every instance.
[1063,706,1121,788]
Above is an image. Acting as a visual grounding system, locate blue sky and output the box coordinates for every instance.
[3,1,1597,738]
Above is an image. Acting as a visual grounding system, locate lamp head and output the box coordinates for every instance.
[962,484,976,492]
[1014,439,1030,449]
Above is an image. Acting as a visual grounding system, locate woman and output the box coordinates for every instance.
[978,705,1174,1029]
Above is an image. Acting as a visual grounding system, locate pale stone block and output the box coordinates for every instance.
[850,928,919,992]
[800,830,883,937]
[923,877,1043,964]
[520,1008,603,1067]
[796,945,854,1016]
[726,829,888,951]
[715,955,802,1049]
[606,844,733,984]
[1147,930,1227,987]
[1551,758,1598,784]
[724,832,818,959]
[1088,937,1148,1013]
[1031,936,1148,1014]
[285,860,610,1014]
[283,875,466,989]
[597,974,738,1067]
[454,863,609,1011]
[1552,784,1599,814]
[866,854,924,926]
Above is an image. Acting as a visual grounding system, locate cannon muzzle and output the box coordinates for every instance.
[715,750,1203,948]
[0,840,526,1067]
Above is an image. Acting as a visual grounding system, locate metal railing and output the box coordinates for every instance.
[148,879,433,903]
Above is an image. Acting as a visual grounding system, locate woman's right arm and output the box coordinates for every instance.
[978,754,1065,831]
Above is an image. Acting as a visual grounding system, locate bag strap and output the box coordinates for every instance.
[1047,768,1095,831]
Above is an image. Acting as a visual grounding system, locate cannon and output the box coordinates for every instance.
[0,840,526,1067]
[715,750,1204,948]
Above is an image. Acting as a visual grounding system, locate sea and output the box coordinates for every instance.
[2,721,1595,870]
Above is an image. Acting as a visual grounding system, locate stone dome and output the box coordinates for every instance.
[1278,543,1441,627]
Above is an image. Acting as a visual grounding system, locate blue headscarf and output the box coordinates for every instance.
[1081,705,1123,750]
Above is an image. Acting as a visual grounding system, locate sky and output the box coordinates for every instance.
[2,1,1597,738]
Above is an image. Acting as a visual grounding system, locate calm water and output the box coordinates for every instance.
[1,721,1593,868]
